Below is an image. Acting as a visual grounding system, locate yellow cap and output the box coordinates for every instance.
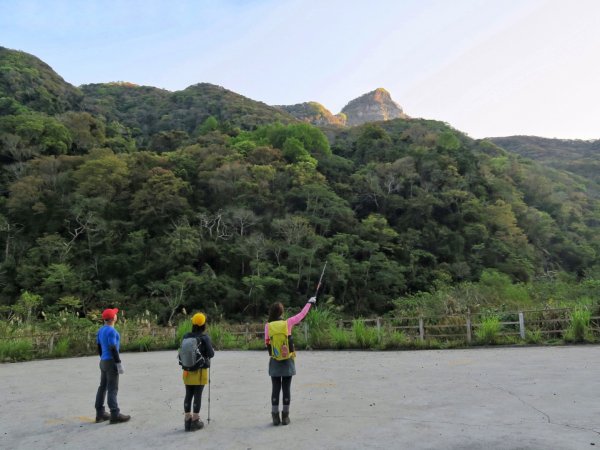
[191,313,206,326]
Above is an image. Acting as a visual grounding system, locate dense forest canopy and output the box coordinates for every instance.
[0,46,599,322]
[489,136,600,194]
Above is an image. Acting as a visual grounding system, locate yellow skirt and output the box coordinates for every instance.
[182,368,209,385]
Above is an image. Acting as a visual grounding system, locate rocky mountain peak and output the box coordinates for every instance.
[340,88,408,126]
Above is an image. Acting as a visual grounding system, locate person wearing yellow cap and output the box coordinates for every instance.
[178,312,214,431]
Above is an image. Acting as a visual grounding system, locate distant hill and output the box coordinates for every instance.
[276,101,346,127]
[341,88,408,126]
[81,82,297,145]
[0,46,83,114]
[489,136,600,187]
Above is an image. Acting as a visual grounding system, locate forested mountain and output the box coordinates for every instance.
[0,47,83,115]
[489,136,600,190]
[0,47,599,322]
[81,82,296,147]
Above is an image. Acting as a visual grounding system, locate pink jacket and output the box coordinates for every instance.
[264,302,312,345]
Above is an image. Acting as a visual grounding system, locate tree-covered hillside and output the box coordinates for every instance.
[0,46,83,115]
[0,47,598,323]
[489,136,600,192]
[81,82,296,148]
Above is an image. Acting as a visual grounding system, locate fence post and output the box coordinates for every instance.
[466,311,472,344]
[419,317,425,342]
[245,323,249,344]
[519,312,526,340]
[376,317,382,343]
[303,322,308,344]
[49,334,55,354]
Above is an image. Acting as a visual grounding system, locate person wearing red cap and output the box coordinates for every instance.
[94,308,130,424]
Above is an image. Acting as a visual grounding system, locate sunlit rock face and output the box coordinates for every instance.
[341,88,408,126]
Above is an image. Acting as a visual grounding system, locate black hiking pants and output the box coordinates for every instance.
[184,385,204,414]
[271,376,292,412]
[95,359,120,417]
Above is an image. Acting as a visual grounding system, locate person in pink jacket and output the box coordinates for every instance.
[264,296,316,425]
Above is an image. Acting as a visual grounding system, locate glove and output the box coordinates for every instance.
[116,363,125,374]
[308,296,317,304]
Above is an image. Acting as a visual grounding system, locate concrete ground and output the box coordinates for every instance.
[1,346,599,450]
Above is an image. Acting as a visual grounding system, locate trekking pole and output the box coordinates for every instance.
[314,261,328,300]
[207,366,211,424]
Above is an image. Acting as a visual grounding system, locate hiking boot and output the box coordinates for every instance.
[281,411,290,425]
[109,413,131,424]
[184,418,192,432]
[271,412,281,426]
[190,418,204,431]
[95,412,110,423]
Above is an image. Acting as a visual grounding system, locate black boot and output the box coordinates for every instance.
[271,412,281,426]
[109,413,131,424]
[190,418,204,431]
[95,411,110,423]
[281,411,290,425]
[96,411,110,423]
[184,417,192,432]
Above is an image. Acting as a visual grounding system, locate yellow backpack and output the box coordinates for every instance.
[268,320,294,360]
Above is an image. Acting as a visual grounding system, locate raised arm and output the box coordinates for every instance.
[286,301,313,330]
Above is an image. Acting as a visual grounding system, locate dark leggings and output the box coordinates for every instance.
[184,385,204,414]
[271,376,292,411]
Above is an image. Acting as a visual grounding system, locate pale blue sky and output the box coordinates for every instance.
[1,0,599,139]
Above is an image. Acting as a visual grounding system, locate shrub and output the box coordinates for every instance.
[475,316,502,345]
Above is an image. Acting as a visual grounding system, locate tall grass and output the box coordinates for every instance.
[525,329,543,344]
[352,319,378,349]
[125,335,156,352]
[381,330,407,349]
[564,308,591,343]
[305,307,336,349]
[0,339,33,361]
[209,323,238,349]
[329,327,351,349]
[175,320,192,344]
[52,337,70,357]
[475,316,501,345]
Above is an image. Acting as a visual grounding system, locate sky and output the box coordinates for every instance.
[1,0,600,139]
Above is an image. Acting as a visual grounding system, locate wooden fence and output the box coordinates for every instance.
[204,307,600,344]
[1,307,598,358]
[333,308,600,343]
